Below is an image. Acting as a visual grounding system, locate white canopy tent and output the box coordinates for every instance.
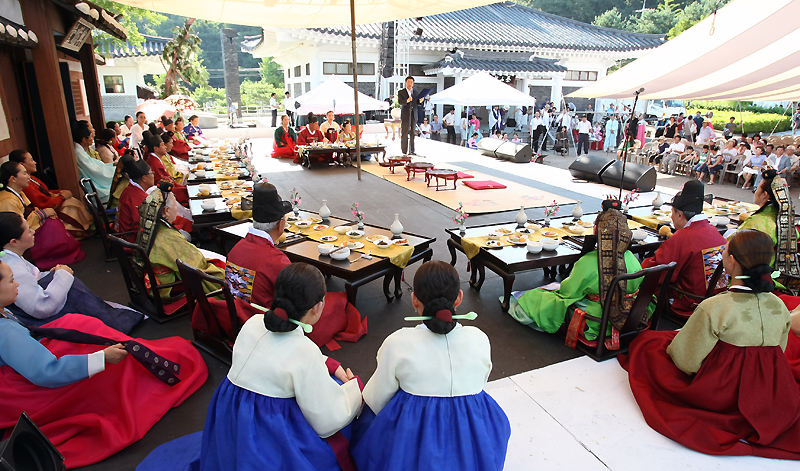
[288,76,388,114]
[568,0,800,101]
[429,72,538,106]
[118,0,497,179]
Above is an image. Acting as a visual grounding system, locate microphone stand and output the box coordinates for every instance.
[619,89,643,200]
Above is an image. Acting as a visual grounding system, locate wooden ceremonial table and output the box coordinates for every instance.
[300,145,386,168]
[189,197,236,228]
[187,184,221,199]
[426,169,459,191]
[212,211,436,306]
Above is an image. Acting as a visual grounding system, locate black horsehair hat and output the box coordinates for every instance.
[120,154,151,181]
[252,182,292,223]
[671,180,705,214]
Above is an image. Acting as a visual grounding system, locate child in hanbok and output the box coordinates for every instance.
[352,261,510,471]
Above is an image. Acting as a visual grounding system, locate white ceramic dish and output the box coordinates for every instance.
[346,241,365,249]
[330,248,350,260]
[374,239,392,249]
[526,223,542,232]
[334,226,353,234]
[486,232,501,240]
[631,229,647,240]
[541,239,560,251]
[313,224,329,231]
[295,221,313,228]
[320,235,337,242]
[508,235,528,245]
[317,243,334,255]
[346,230,365,239]
[527,241,543,254]
[200,200,215,210]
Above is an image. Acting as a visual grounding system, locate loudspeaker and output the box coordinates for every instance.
[568,155,615,183]
[494,141,532,163]
[600,161,657,192]
[0,413,65,471]
[477,137,505,157]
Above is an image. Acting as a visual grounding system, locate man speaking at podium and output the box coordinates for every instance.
[398,76,424,156]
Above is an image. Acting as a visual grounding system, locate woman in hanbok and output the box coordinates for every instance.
[468,114,482,144]
[352,261,510,471]
[636,113,646,144]
[184,115,208,144]
[0,161,84,270]
[620,229,800,460]
[506,200,645,348]
[273,114,298,160]
[8,150,93,239]
[95,128,120,164]
[164,116,191,161]
[604,115,619,152]
[137,262,362,471]
[144,132,189,206]
[115,155,155,238]
[0,258,208,468]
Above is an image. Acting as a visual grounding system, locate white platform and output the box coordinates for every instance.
[486,357,798,470]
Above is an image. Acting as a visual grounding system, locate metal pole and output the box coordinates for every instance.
[619,90,642,200]
[350,0,362,180]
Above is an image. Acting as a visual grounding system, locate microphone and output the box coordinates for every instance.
[634,87,645,95]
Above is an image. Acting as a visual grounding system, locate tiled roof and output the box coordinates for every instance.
[103,35,170,59]
[303,2,664,53]
[423,52,567,75]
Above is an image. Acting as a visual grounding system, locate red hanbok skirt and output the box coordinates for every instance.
[30,218,85,271]
[0,314,208,469]
[619,330,800,460]
[272,136,298,160]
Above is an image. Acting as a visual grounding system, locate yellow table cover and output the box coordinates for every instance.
[287,222,414,268]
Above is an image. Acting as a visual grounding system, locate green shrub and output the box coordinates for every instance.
[687,108,793,135]
[687,100,791,115]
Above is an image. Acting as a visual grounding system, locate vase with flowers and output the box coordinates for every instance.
[351,202,365,229]
[289,188,301,216]
[453,202,469,233]
[622,188,639,214]
[543,200,560,226]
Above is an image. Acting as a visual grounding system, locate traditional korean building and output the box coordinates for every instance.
[0,0,125,197]
[241,2,664,116]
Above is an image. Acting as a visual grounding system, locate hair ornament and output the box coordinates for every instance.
[404,311,478,322]
[251,303,313,333]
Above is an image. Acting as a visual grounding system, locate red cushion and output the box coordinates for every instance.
[463,180,507,190]
[456,172,474,179]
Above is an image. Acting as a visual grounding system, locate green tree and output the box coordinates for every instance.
[161,19,209,97]
[668,0,732,38]
[92,0,167,53]
[593,8,634,31]
[632,0,680,34]
[259,58,284,88]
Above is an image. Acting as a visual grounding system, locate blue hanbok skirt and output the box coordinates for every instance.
[351,390,510,471]
[138,378,352,471]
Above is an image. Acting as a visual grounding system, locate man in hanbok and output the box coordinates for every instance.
[604,115,619,152]
[642,180,728,318]
[136,182,224,299]
[225,182,367,350]
[505,200,646,348]
[73,120,115,202]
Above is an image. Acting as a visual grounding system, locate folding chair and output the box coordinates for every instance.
[84,192,116,261]
[661,262,728,327]
[80,178,116,223]
[107,234,188,323]
[177,259,254,365]
[572,262,677,361]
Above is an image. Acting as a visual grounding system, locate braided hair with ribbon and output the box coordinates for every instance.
[728,229,780,293]
[405,261,477,334]
[257,263,326,334]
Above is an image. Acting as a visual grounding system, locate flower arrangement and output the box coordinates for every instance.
[289,188,301,207]
[622,188,639,206]
[544,200,560,218]
[351,202,365,224]
[453,202,469,226]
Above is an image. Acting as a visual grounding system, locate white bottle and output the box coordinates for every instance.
[652,191,663,210]
[390,214,403,237]
[319,200,331,219]
[515,206,527,226]
[572,200,583,220]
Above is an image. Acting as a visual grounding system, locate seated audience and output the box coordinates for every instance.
[106,121,127,154]
[337,120,356,145]
[8,149,93,239]
[163,116,191,160]
[95,128,120,164]
[468,132,479,149]
[73,120,115,202]
[297,113,328,165]
[143,132,189,206]
[129,111,148,150]
[156,129,188,184]
[691,145,709,177]
[119,115,133,145]
[115,155,154,237]
[352,261,511,471]
[0,212,142,331]
[0,259,208,468]
[430,114,443,141]
[620,229,800,460]
[271,114,298,160]
[0,161,84,270]
[697,145,723,185]
[506,200,645,346]
[138,263,361,471]
[419,117,432,139]
[319,110,341,143]
[739,146,767,190]
[696,120,715,145]
[136,183,224,299]
[225,182,366,349]
[660,135,686,174]
[642,180,727,318]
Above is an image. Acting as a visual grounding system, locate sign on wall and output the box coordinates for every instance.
[61,18,93,52]
[491,74,516,87]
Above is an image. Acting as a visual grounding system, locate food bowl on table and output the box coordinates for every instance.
[347,241,365,249]
[541,230,559,238]
[527,241,543,254]
[486,232,502,240]
[541,238,560,251]
[330,247,351,260]
[516,228,533,234]
[393,238,409,246]
[525,223,542,232]
[200,200,216,210]
[334,226,352,235]
[295,220,313,229]
[713,216,730,226]
[318,243,335,255]
[567,226,585,235]
[508,235,528,245]
[346,230,365,239]
[374,239,392,249]
[367,234,389,243]
[313,224,329,231]
[631,229,648,241]
[485,240,503,248]
[576,220,593,228]
[320,235,337,243]
[195,170,206,178]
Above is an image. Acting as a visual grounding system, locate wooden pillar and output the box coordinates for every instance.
[80,41,105,133]
[20,0,81,198]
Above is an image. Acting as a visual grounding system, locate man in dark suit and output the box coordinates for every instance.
[397,76,423,156]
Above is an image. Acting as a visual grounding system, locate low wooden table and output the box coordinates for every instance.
[212,211,436,306]
[189,198,235,228]
[187,183,221,199]
[426,169,458,191]
[386,156,411,173]
[384,118,402,140]
[405,162,434,181]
